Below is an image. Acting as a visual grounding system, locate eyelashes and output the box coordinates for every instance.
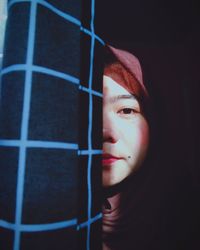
[117,108,139,118]
[118,108,136,114]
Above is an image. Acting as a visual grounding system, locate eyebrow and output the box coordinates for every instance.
[108,94,139,104]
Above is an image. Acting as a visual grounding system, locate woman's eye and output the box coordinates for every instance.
[118,108,136,115]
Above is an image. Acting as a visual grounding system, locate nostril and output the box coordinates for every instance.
[103,128,119,143]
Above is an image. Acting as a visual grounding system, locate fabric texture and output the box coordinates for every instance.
[0,0,103,249]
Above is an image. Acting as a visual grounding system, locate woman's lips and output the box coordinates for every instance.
[102,154,122,166]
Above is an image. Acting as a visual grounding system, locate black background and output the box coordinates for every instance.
[95,0,200,189]
[95,0,200,249]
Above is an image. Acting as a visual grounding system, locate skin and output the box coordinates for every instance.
[103,75,150,187]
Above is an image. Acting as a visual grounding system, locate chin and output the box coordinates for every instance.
[103,170,129,187]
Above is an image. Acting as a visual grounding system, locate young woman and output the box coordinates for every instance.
[102,45,199,250]
[102,45,162,250]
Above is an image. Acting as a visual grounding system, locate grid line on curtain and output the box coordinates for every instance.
[13,1,37,250]
[85,0,95,249]
[0,0,104,249]
[77,0,103,249]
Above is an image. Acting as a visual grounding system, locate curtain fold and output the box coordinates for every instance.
[0,0,104,249]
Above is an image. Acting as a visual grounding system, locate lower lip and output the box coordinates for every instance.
[102,158,121,165]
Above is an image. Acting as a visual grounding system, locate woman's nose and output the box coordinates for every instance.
[103,112,120,143]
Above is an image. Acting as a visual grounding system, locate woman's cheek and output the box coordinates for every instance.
[139,119,150,151]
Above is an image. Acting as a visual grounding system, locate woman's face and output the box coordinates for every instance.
[103,75,150,187]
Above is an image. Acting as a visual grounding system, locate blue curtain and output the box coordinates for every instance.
[0,0,104,249]
[0,0,7,69]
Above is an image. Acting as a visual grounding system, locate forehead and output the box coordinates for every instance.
[103,75,131,97]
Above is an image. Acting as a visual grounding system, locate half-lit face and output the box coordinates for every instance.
[103,75,149,187]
